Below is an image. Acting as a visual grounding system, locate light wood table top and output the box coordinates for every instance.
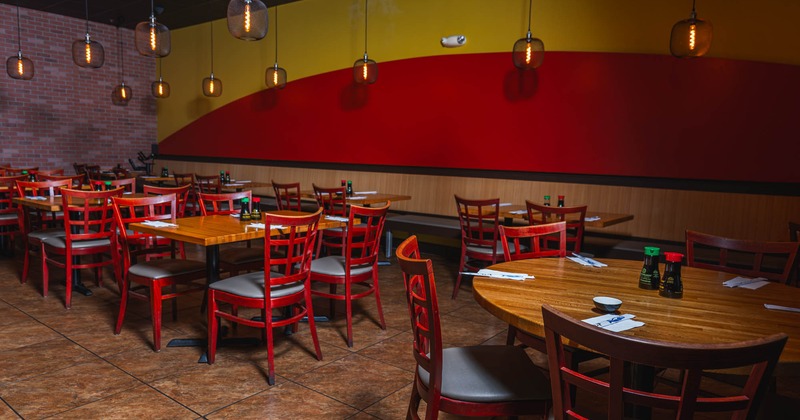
[299,191,411,206]
[472,257,800,368]
[128,210,349,247]
[498,204,634,228]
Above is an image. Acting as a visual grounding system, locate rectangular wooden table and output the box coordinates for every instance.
[497,204,634,228]
[299,190,411,206]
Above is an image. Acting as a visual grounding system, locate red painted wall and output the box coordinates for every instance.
[161,52,800,183]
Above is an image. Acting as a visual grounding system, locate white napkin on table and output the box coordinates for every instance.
[582,314,644,332]
[585,216,601,222]
[348,196,367,200]
[509,210,527,214]
[246,223,283,230]
[325,216,349,222]
[355,191,377,194]
[141,220,178,228]
[466,268,534,281]
[764,304,800,313]
[723,276,770,289]
[25,196,48,200]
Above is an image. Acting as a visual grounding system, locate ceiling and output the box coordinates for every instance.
[1,0,301,30]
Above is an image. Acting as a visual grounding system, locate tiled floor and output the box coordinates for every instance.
[0,243,798,419]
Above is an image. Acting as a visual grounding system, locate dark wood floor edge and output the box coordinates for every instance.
[157,155,799,197]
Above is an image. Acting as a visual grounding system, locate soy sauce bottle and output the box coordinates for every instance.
[638,246,661,290]
[557,195,565,207]
[346,180,353,197]
[220,171,225,184]
[251,197,261,221]
[544,195,551,206]
[240,197,251,221]
[659,252,684,298]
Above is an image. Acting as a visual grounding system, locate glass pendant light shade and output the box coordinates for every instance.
[72,35,105,68]
[152,78,170,98]
[72,0,104,68]
[670,9,712,58]
[7,53,34,80]
[512,33,545,69]
[266,64,287,89]
[7,4,34,80]
[135,1,171,57]
[203,75,223,97]
[353,55,378,85]
[112,83,132,106]
[227,0,268,41]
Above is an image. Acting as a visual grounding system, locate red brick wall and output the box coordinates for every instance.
[0,4,155,173]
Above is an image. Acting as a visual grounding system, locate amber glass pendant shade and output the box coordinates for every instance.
[512,33,544,70]
[353,56,378,85]
[266,65,287,89]
[7,53,34,80]
[152,79,170,98]
[112,84,132,106]
[670,16,712,58]
[72,0,104,68]
[203,76,223,97]
[227,0,268,41]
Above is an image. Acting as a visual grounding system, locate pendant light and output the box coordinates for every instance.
[670,0,712,58]
[135,0,171,57]
[112,25,132,106]
[72,0,104,68]
[512,0,544,70]
[151,58,170,98]
[6,2,34,80]
[203,21,222,97]
[227,0,268,41]
[353,0,377,85]
[265,6,286,89]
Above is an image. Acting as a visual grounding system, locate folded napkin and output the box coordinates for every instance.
[123,192,133,195]
[723,276,770,289]
[509,210,527,215]
[499,202,513,207]
[467,268,534,281]
[226,183,244,187]
[141,220,178,228]
[230,213,240,218]
[24,196,48,200]
[246,223,283,230]
[236,180,252,183]
[355,191,377,194]
[568,253,607,267]
[348,196,367,200]
[325,216,349,222]
[585,216,601,222]
[583,313,644,332]
[764,304,800,313]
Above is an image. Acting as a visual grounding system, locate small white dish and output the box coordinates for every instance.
[593,296,622,313]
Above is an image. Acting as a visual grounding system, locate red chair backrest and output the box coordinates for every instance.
[345,203,390,268]
[262,209,322,292]
[272,180,303,211]
[91,177,136,193]
[195,175,221,194]
[526,201,587,253]
[60,188,123,245]
[111,194,178,267]
[498,221,567,261]
[454,195,501,253]
[143,184,191,217]
[38,173,86,187]
[198,191,251,216]
[313,184,347,217]
[15,179,72,197]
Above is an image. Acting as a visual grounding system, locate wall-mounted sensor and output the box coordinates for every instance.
[441,35,466,48]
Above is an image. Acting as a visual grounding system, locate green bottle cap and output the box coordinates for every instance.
[644,246,660,256]
[544,195,550,199]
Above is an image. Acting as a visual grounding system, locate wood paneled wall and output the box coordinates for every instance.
[160,160,799,243]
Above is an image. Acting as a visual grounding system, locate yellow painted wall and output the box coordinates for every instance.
[157,0,800,140]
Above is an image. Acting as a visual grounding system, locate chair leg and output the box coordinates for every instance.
[115,277,129,335]
[407,378,422,420]
[207,290,218,364]
[150,283,163,351]
[506,325,518,345]
[345,281,354,348]
[328,284,337,320]
[64,251,72,309]
[21,238,30,284]
[306,288,323,361]
[452,248,468,299]
[41,244,49,298]
[372,272,386,330]
[266,307,275,385]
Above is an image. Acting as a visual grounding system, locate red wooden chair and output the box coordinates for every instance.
[195,174,221,194]
[453,195,508,299]
[396,236,551,419]
[42,187,123,308]
[173,173,199,216]
[15,179,72,285]
[272,180,303,211]
[5,166,39,176]
[142,184,193,259]
[30,168,64,179]
[526,201,588,254]
[111,194,207,351]
[90,177,136,193]
[207,209,323,385]
[498,221,567,261]
[685,230,799,283]
[312,183,348,256]
[198,191,263,276]
[0,175,26,256]
[38,173,86,188]
[310,202,389,347]
[542,304,786,420]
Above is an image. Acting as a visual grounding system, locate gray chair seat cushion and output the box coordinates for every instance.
[0,213,19,221]
[219,247,264,265]
[467,241,517,255]
[28,228,67,241]
[209,271,304,299]
[418,345,551,403]
[129,258,206,280]
[43,237,111,249]
[310,256,373,277]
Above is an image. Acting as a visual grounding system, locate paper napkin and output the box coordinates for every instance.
[355,191,378,194]
[467,268,534,281]
[582,313,644,332]
[764,304,800,313]
[325,216,349,222]
[141,220,178,228]
[585,216,601,222]
[723,276,770,289]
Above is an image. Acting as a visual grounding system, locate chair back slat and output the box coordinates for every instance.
[313,184,346,217]
[455,195,501,250]
[499,221,567,260]
[272,180,303,211]
[345,203,390,268]
[263,209,322,288]
[60,188,123,243]
[685,230,799,283]
[142,184,192,218]
[198,191,251,216]
[526,201,587,253]
[542,304,787,420]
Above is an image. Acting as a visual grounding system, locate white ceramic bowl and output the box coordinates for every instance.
[593,296,622,312]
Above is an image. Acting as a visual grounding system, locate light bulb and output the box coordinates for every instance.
[362,62,368,81]
[209,80,215,94]
[85,42,92,63]
[17,59,24,75]
[689,24,697,51]
[244,4,251,33]
[158,84,164,95]
[272,71,278,85]
[525,42,532,65]
[121,87,127,99]
[150,26,157,51]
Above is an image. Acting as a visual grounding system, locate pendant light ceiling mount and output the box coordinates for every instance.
[6,1,34,80]
[228,0,268,41]
[512,0,544,70]
[265,6,287,89]
[353,0,377,85]
[72,0,104,68]
[670,0,712,58]
[135,0,171,57]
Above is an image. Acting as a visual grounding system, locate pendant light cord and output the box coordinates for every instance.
[84,0,90,34]
[118,27,124,82]
[274,6,279,63]
[210,21,215,73]
[363,0,369,55]
[15,1,22,51]
[527,0,532,33]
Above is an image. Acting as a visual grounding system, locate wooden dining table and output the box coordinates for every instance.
[299,190,411,206]
[473,257,800,417]
[497,204,634,228]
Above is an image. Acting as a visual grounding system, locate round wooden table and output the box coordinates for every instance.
[472,257,800,370]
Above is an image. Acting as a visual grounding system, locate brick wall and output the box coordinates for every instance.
[0,4,155,173]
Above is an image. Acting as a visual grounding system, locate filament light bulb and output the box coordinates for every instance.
[688,24,697,51]
[525,42,532,65]
[158,84,163,95]
[85,42,92,63]
[17,59,24,75]
[362,62,368,80]
[121,87,127,99]
[209,81,215,94]
[272,71,278,85]
[150,26,157,51]
[244,4,251,33]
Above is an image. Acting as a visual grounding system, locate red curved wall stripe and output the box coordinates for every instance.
[160,52,800,183]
